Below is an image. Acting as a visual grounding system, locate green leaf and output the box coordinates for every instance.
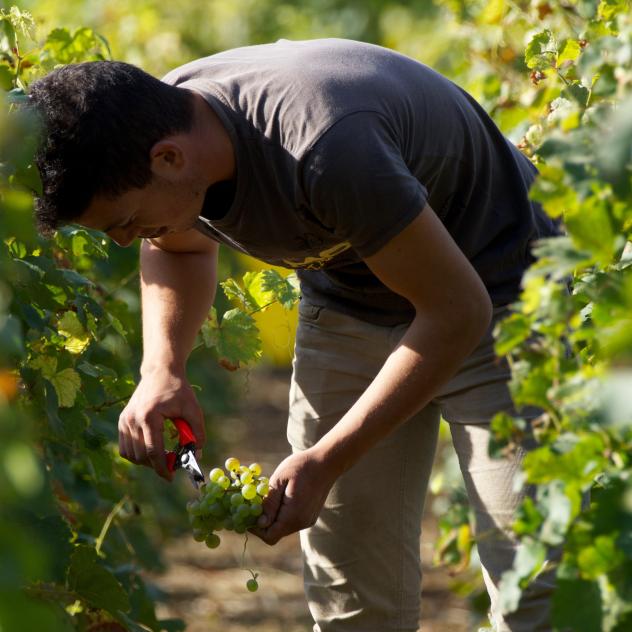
[220,277,255,310]
[530,165,579,219]
[561,83,590,108]
[58,311,90,355]
[525,30,558,71]
[49,368,81,408]
[0,64,13,90]
[598,0,630,21]
[513,497,545,536]
[494,313,532,356]
[243,271,276,310]
[259,270,300,310]
[44,27,104,64]
[201,307,262,366]
[565,196,616,264]
[577,534,625,578]
[66,545,130,614]
[552,579,602,632]
[558,39,582,66]
[30,355,58,380]
[1,6,35,40]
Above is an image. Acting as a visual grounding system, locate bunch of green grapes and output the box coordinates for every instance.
[187,456,270,591]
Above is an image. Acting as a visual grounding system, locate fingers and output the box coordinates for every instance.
[116,376,205,480]
[251,482,316,546]
[257,480,285,529]
[118,408,202,480]
[258,501,295,545]
[142,412,171,480]
[119,424,135,464]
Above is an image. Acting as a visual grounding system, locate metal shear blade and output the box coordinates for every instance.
[179,449,205,489]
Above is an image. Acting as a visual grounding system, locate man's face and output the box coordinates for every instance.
[77,174,206,247]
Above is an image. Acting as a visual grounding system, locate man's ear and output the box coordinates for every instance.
[149,139,186,179]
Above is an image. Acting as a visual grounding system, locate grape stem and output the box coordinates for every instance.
[241,532,259,581]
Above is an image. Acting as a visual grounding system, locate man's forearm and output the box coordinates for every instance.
[314,301,492,476]
[139,239,217,376]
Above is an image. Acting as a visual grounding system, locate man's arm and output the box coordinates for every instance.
[255,204,493,543]
[118,229,219,478]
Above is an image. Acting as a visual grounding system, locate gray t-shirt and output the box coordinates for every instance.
[162,38,561,326]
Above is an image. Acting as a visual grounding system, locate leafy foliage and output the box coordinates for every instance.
[3,0,632,629]
[0,11,191,631]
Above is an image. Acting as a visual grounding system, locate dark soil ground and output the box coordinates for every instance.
[148,368,486,632]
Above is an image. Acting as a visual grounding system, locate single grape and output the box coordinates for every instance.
[192,529,206,542]
[205,533,221,549]
[250,503,264,517]
[223,517,235,531]
[192,515,206,529]
[217,475,230,490]
[235,524,247,534]
[246,578,259,592]
[236,504,251,520]
[189,500,204,516]
[230,492,245,507]
[249,462,262,476]
[209,502,224,517]
[256,482,269,497]
[206,482,223,498]
[200,496,215,511]
[240,470,253,485]
[209,468,224,483]
[242,483,257,500]
[225,457,240,472]
[258,476,269,484]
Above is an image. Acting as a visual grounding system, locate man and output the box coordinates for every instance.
[30,38,560,631]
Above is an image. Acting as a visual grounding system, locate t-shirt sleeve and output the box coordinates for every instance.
[301,110,428,257]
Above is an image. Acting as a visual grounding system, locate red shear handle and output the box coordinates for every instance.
[165,418,198,473]
[173,418,197,446]
[166,451,178,473]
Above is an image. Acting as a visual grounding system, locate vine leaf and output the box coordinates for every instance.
[31,356,81,407]
[50,368,81,408]
[201,307,262,367]
[243,271,276,310]
[66,545,130,614]
[259,270,300,310]
[58,311,90,354]
[525,29,557,70]
[551,578,602,632]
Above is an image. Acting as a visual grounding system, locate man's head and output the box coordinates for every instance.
[29,60,211,245]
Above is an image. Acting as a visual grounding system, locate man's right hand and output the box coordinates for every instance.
[118,368,206,480]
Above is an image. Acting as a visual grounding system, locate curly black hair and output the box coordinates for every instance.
[28,61,194,236]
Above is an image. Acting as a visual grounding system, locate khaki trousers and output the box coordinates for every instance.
[287,301,555,632]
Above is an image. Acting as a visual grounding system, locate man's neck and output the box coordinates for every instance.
[189,91,236,186]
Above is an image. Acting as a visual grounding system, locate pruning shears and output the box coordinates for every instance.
[165,418,205,490]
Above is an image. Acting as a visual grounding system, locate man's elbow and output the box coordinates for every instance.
[469,290,493,343]
[420,288,493,352]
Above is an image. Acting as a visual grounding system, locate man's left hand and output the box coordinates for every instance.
[250,447,338,545]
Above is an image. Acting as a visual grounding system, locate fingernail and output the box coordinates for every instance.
[257,515,269,528]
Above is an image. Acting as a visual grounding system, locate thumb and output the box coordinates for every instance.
[258,480,285,528]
